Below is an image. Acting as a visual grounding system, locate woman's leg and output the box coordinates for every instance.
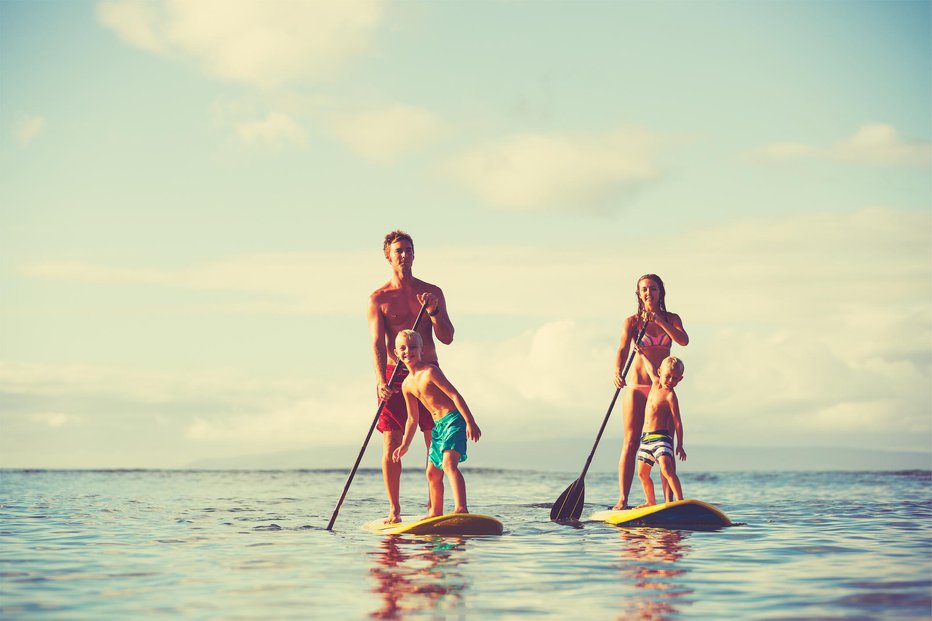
[615,388,646,509]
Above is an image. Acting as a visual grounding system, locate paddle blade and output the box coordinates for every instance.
[550,479,585,521]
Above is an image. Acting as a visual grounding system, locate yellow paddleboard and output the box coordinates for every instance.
[365,513,504,536]
[590,499,731,528]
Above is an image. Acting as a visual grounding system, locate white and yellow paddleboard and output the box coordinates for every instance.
[590,499,731,528]
[365,513,504,536]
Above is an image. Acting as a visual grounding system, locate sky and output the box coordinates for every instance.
[1,0,930,470]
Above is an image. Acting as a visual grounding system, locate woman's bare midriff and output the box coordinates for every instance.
[630,348,670,385]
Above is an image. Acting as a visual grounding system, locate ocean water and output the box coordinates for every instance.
[1,468,930,620]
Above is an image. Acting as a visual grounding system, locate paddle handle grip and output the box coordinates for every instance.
[326,302,429,531]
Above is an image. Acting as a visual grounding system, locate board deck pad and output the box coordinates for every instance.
[365,513,504,536]
[589,499,731,528]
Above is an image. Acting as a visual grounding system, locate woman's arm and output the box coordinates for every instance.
[613,316,637,388]
[650,311,689,346]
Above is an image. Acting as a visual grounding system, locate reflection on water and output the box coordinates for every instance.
[368,535,468,619]
[3,470,930,619]
[613,528,691,621]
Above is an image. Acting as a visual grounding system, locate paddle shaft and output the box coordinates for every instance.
[576,319,651,482]
[325,302,429,531]
[550,319,652,521]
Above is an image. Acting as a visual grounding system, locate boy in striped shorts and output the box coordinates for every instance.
[634,349,687,506]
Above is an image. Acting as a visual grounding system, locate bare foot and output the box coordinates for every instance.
[425,511,442,518]
[452,508,469,514]
[384,512,401,525]
[636,502,655,509]
[612,501,633,510]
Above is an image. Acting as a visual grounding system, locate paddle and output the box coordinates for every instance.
[550,319,651,522]
[326,301,429,531]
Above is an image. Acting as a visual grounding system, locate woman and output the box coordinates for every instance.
[612,274,689,510]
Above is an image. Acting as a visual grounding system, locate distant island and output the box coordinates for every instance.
[187,438,932,472]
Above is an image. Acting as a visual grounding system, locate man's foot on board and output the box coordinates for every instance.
[612,502,633,511]
[384,513,401,525]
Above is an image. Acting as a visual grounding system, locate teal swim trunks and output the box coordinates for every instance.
[428,410,468,469]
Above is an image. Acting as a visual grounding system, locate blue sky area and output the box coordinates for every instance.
[1,0,929,468]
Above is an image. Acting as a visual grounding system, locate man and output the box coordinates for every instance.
[367,230,454,523]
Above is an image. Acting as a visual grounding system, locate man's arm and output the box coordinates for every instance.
[419,287,454,345]
[367,293,392,400]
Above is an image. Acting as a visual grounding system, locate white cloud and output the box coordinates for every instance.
[185,389,371,449]
[30,413,74,428]
[443,128,664,212]
[15,115,45,146]
[96,0,382,88]
[754,123,931,169]
[0,361,371,447]
[235,111,307,148]
[97,0,166,53]
[21,251,382,315]
[12,207,930,457]
[20,207,931,326]
[328,104,449,161]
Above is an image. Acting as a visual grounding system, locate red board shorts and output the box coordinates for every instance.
[376,363,435,433]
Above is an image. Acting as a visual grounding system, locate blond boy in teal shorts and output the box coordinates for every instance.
[392,330,481,517]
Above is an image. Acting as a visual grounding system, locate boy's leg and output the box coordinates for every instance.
[657,455,683,501]
[425,462,444,517]
[422,429,432,511]
[381,430,403,523]
[637,460,656,506]
[441,450,468,513]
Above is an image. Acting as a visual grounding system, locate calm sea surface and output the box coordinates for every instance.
[1,468,930,620]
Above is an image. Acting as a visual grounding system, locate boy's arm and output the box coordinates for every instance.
[391,382,421,462]
[670,393,686,461]
[635,346,659,382]
[428,368,481,442]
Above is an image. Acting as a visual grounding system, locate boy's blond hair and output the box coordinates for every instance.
[661,356,685,374]
[396,329,423,348]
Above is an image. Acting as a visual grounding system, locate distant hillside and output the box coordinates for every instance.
[187,438,931,472]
